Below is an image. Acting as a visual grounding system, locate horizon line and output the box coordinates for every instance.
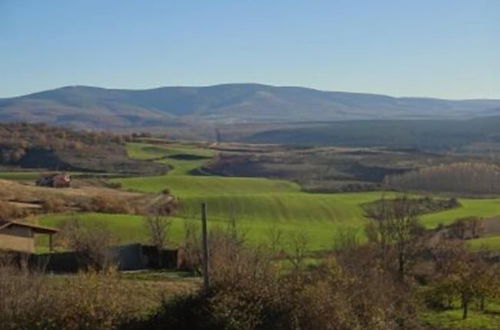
[2,82,500,102]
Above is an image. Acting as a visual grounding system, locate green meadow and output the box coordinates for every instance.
[468,234,500,251]
[38,142,500,252]
[34,142,500,329]
[0,171,45,180]
[421,300,500,329]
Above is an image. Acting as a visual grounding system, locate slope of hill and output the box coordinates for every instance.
[240,116,500,150]
[0,123,167,174]
[64,141,500,252]
[2,84,500,130]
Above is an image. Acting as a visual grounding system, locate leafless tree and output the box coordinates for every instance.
[182,220,202,273]
[145,212,171,267]
[365,195,424,280]
[333,226,359,252]
[386,162,500,195]
[287,231,309,273]
[59,218,116,271]
[266,225,284,256]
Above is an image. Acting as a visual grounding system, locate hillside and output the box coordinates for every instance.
[2,84,500,131]
[0,123,167,174]
[239,116,500,150]
[92,142,500,251]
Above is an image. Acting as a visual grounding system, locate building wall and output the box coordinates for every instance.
[0,229,35,253]
[35,244,180,273]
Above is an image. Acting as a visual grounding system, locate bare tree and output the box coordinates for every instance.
[333,226,359,252]
[266,225,284,256]
[365,195,423,279]
[386,162,500,195]
[182,220,202,273]
[58,218,116,271]
[145,213,171,267]
[226,204,246,248]
[287,231,309,273]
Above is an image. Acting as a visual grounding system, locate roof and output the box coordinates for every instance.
[0,220,59,234]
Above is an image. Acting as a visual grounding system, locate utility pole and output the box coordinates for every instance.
[201,202,210,291]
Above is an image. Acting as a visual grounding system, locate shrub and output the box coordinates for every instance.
[41,197,66,213]
[57,219,117,271]
[0,266,142,330]
[79,194,130,214]
[0,201,29,219]
[133,230,421,330]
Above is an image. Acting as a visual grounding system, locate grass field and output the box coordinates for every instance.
[35,142,484,251]
[0,171,45,180]
[0,171,94,181]
[421,300,500,329]
[468,234,500,251]
[30,141,500,329]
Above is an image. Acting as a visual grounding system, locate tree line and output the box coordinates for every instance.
[0,122,131,164]
[385,162,500,195]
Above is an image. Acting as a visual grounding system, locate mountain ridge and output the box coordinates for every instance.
[1,83,500,130]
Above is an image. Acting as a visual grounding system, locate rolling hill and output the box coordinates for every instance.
[240,116,500,150]
[38,142,500,252]
[2,84,500,131]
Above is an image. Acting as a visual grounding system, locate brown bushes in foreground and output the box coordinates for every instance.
[131,229,421,330]
[57,219,117,271]
[0,266,142,330]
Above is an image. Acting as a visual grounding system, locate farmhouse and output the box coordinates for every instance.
[0,220,58,253]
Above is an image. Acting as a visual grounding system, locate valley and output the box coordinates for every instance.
[1,125,500,329]
[27,140,500,253]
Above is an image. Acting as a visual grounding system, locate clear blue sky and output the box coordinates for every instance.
[1,0,499,99]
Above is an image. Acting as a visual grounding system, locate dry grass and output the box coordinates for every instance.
[0,201,30,219]
[0,262,199,330]
[0,179,175,218]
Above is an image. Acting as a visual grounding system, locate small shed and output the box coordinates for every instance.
[35,244,181,273]
[0,220,58,253]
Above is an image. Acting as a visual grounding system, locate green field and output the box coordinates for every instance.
[36,143,500,251]
[32,141,500,330]
[468,234,500,251]
[35,143,500,250]
[0,171,45,180]
[421,300,500,329]
[0,171,91,181]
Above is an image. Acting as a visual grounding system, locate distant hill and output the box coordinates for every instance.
[240,116,500,150]
[0,123,167,174]
[1,84,500,130]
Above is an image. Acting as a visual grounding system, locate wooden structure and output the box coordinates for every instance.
[34,244,180,273]
[0,220,58,253]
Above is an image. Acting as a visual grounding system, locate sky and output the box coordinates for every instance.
[0,0,499,99]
